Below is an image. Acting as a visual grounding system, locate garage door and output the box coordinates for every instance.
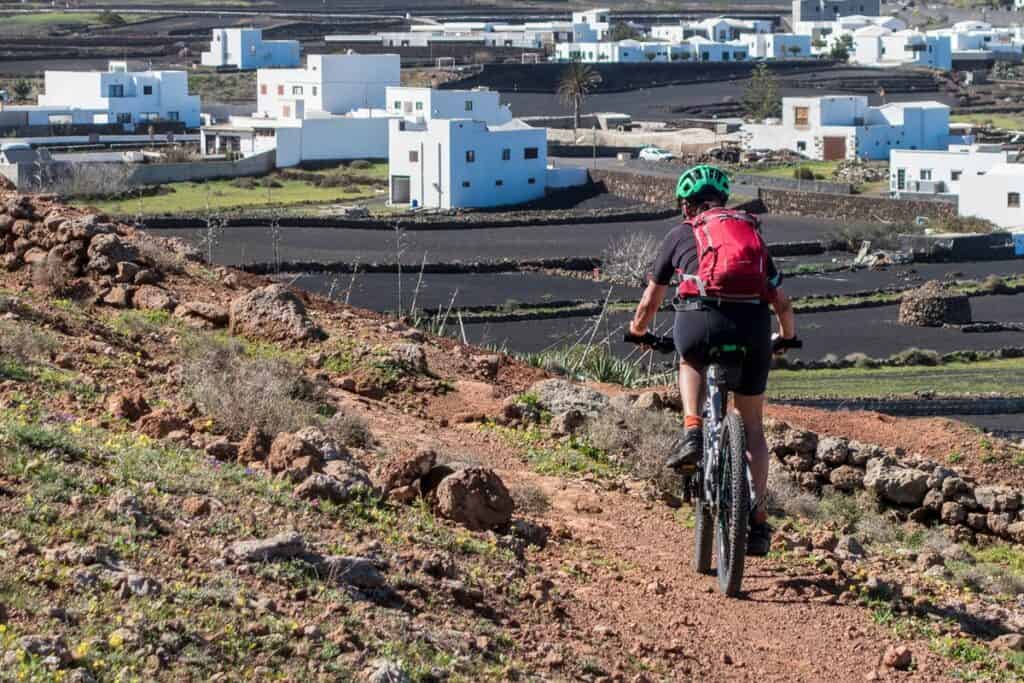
[822,137,846,161]
[391,175,410,204]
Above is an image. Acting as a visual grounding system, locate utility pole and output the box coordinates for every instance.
[592,122,597,170]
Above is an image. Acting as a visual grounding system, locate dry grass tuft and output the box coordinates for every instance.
[182,334,317,439]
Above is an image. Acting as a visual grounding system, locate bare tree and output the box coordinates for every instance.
[602,233,658,287]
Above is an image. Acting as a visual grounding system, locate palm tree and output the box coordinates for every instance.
[557,62,602,131]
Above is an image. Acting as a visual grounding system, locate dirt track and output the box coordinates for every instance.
[358,381,960,681]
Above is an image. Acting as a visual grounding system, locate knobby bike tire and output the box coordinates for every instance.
[716,413,750,597]
[693,497,713,575]
[693,422,714,574]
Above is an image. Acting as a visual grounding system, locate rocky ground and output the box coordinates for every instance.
[1,191,1024,682]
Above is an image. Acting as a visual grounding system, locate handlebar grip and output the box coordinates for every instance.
[623,332,675,354]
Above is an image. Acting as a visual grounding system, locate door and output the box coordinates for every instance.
[822,136,846,161]
[391,175,411,204]
[896,168,906,191]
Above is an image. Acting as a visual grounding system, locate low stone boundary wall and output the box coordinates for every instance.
[900,232,1020,262]
[767,419,1024,544]
[774,396,1024,417]
[757,188,958,223]
[753,188,958,223]
[247,257,602,275]
[140,203,676,231]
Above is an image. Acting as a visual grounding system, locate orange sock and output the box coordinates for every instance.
[684,415,703,430]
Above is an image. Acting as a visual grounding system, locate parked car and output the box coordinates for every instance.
[638,146,675,162]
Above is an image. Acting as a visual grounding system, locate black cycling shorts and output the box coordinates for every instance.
[672,301,772,396]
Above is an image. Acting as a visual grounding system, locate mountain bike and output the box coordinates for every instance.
[624,330,801,597]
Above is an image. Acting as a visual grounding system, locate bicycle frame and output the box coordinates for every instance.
[700,363,728,504]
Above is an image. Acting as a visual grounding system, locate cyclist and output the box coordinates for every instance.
[628,164,798,556]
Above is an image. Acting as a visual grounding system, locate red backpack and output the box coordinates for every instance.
[676,208,771,301]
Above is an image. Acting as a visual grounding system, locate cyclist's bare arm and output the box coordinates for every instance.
[771,287,796,339]
[629,282,668,336]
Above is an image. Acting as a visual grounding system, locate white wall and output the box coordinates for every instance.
[890,146,1008,196]
[741,33,812,58]
[257,54,400,118]
[960,165,1024,229]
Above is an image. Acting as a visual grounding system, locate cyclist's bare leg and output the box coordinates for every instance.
[732,392,769,523]
[678,359,704,415]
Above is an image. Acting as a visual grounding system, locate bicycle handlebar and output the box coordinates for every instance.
[772,335,803,354]
[623,332,676,354]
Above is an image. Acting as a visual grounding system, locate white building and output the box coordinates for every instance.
[36,61,201,129]
[741,33,813,59]
[852,27,952,70]
[385,86,513,124]
[388,117,547,209]
[890,144,1009,197]
[650,17,771,43]
[960,163,1024,228]
[928,21,1024,62]
[201,53,401,167]
[742,96,964,161]
[200,28,301,70]
[795,15,905,52]
[256,53,400,118]
[556,38,748,63]
[793,0,881,24]
[572,8,610,41]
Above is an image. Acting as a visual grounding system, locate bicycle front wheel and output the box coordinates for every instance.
[715,413,749,597]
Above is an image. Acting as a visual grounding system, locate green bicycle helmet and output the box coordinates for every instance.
[675,164,731,201]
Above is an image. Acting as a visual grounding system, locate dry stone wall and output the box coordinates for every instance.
[898,281,972,327]
[757,188,957,223]
[767,419,1024,544]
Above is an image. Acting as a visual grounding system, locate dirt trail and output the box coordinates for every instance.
[347,387,956,682]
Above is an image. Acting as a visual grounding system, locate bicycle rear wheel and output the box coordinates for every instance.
[715,413,749,597]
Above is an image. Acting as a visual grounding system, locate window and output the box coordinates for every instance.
[527,177,536,184]
[920,169,932,181]
[292,85,303,95]
[282,105,291,118]
[409,150,419,163]
[796,141,807,152]
[393,101,401,110]
[951,170,962,181]
[143,85,152,95]
[108,84,124,98]
[495,180,503,186]
[403,101,412,114]
[524,147,539,159]
[116,112,131,124]
[464,100,474,112]
[277,85,284,96]
[260,84,268,95]
[794,106,809,127]
[167,111,179,121]
[501,148,511,161]
[415,101,423,111]
[139,112,158,122]
[466,150,475,163]
[1009,192,1021,208]
[312,86,318,96]
[462,181,471,188]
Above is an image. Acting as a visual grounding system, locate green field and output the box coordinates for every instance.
[89,166,387,215]
[743,160,843,180]
[952,113,1024,132]
[768,358,1024,399]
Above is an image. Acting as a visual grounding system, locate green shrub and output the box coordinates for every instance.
[231,177,257,189]
[793,167,816,180]
[259,176,283,188]
[349,160,372,170]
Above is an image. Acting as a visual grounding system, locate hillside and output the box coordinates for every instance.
[1,192,1024,682]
